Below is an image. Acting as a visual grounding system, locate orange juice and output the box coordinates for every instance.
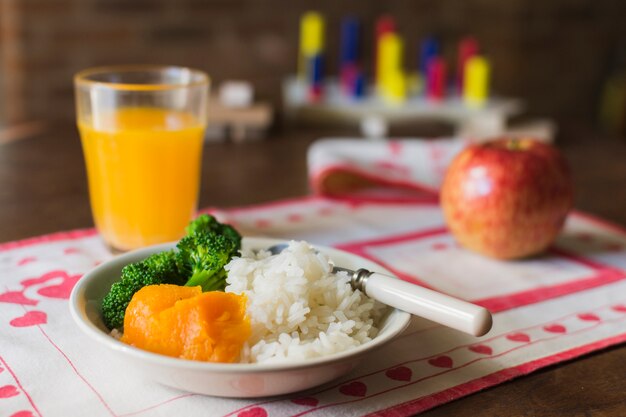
[78,107,205,251]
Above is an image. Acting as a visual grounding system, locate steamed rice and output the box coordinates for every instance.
[225,240,386,363]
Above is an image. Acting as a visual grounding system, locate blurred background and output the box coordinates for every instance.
[0,0,625,136]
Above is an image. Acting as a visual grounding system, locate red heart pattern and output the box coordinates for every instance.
[17,270,80,300]
[612,305,626,313]
[21,270,67,287]
[287,213,303,223]
[469,344,493,355]
[17,257,37,266]
[291,397,319,407]
[431,243,448,251]
[11,411,34,417]
[373,161,411,177]
[543,324,567,333]
[10,311,47,327]
[10,412,34,417]
[339,381,367,397]
[386,366,412,381]
[388,141,403,155]
[0,291,38,306]
[428,355,453,368]
[0,385,19,398]
[317,206,333,216]
[37,274,81,299]
[237,407,267,417]
[578,313,600,322]
[506,333,530,343]
[254,219,271,229]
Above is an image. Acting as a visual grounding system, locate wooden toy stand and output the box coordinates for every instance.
[283,77,525,140]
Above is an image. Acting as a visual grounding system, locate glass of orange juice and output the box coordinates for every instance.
[74,66,209,252]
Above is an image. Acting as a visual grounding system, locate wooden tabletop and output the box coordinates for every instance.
[1,124,625,415]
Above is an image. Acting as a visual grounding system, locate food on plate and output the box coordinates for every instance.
[226,241,385,363]
[101,250,186,329]
[102,214,385,363]
[122,285,250,363]
[175,214,241,291]
[101,214,242,329]
[441,138,573,259]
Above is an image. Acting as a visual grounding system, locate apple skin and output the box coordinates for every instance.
[440,138,573,260]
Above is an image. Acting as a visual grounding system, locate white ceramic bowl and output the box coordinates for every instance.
[69,237,411,398]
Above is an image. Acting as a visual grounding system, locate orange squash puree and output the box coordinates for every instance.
[121,285,250,362]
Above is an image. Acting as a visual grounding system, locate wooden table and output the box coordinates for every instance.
[1,124,625,415]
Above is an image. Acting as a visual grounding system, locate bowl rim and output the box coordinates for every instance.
[69,237,412,373]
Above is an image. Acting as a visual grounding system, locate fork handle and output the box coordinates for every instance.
[362,271,492,336]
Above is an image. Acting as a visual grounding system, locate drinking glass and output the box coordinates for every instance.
[75,66,209,252]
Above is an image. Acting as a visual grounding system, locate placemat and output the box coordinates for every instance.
[1,139,625,417]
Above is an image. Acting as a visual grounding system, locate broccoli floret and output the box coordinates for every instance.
[143,250,188,282]
[101,251,184,330]
[185,214,216,236]
[176,214,241,292]
[176,233,239,291]
[185,214,242,248]
[100,215,241,329]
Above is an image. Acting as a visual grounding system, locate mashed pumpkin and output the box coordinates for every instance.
[121,284,250,362]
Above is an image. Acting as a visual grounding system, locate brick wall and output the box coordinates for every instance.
[1,0,624,126]
[0,0,25,125]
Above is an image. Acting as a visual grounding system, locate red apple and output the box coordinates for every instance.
[441,138,573,259]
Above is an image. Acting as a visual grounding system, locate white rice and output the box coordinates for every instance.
[225,240,386,363]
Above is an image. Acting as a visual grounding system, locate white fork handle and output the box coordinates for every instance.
[364,272,492,336]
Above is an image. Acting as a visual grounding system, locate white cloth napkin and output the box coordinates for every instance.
[307,138,469,196]
[1,138,626,417]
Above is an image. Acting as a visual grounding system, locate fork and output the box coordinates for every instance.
[266,243,492,337]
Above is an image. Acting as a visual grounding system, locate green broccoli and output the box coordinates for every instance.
[184,214,242,248]
[176,215,241,291]
[101,250,185,330]
[100,214,241,330]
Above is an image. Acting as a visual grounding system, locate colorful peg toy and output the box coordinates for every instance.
[293,11,493,106]
[285,11,523,141]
